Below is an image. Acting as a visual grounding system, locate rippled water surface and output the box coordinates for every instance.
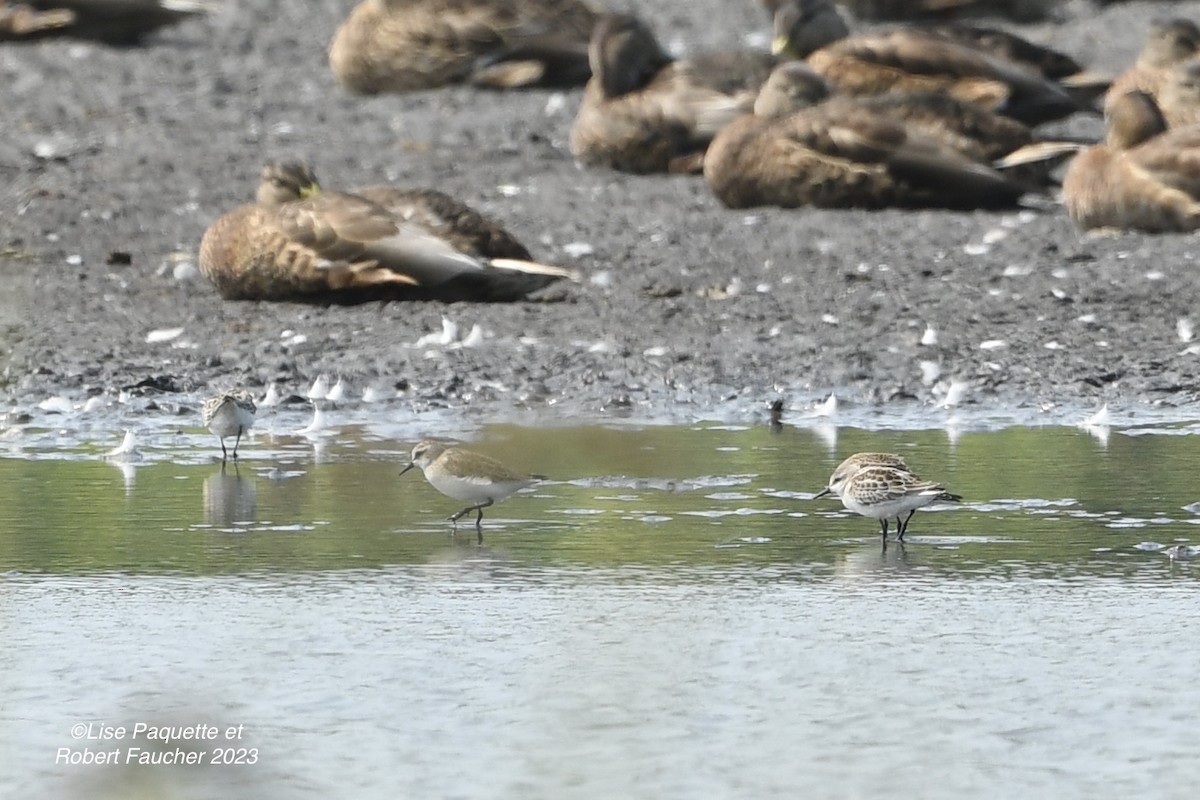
[3,419,1199,798]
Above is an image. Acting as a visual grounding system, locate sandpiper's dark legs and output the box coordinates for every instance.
[219,438,229,462]
[449,498,495,532]
[232,425,244,460]
[897,510,915,541]
[879,518,889,542]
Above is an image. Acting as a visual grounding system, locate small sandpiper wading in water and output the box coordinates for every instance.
[814,452,961,543]
[400,440,543,540]
[202,390,257,462]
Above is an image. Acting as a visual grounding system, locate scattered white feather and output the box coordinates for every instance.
[979,339,1007,350]
[941,380,968,409]
[66,253,82,266]
[543,92,567,116]
[1003,264,1033,277]
[298,403,327,434]
[361,386,385,404]
[1076,313,1097,324]
[416,317,459,347]
[307,374,331,400]
[1180,344,1200,356]
[104,430,142,462]
[589,271,613,288]
[562,241,594,258]
[1080,404,1110,428]
[643,345,669,357]
[919,361,941,385]
[82,396,105,413]
[963,242,990,256]
[587,340,613,354]
[145,327,184,344]
[459,325,485,348]
[821,313,839,325]
[1178,318,1194,343]
[497,184,521,197]
[260,383,282,407]
[920,325,938,346]
[325,377,347,404]
[1044,341,1062,350]
[38,396,74,414]
[172,260,199,282]
[981,228,1008,245]
[1145,270,1165,281]
[814,393,837,418]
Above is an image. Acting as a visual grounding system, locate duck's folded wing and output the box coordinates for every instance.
[811,109,1023,201]
[1130,130,1200,198]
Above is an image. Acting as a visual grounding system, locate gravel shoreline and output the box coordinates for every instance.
[4,0,1200,429]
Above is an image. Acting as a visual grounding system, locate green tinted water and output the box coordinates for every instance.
[2,423,1196,576]
[2,422,1198,799]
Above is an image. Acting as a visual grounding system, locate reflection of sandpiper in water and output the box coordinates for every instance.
[814,452,960,543]
[203,465,258,528]
[1164,544,1199,562]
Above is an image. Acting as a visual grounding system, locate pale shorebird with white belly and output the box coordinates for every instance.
[400,439,543,538]
[202,390,257,462]
[814,452,960,542]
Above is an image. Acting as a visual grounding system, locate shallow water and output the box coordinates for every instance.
[3,418,1199,798]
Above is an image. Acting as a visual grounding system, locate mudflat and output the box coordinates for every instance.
[3,0,1200,425]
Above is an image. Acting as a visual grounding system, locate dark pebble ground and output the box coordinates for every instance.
[4,0,1200,427]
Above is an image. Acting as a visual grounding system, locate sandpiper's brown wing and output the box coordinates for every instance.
[439,447,534,484]
[329,0,597,94]
[354,186,534,261]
